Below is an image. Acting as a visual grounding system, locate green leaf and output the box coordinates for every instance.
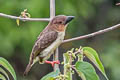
[41,69,60,80]
[83,47,109,80]
[0,57,17,80]
[0,73,6,80]
[75,68,86,80]
[75,61,99,80]
[0,67,9,80]
[16,19,20,26]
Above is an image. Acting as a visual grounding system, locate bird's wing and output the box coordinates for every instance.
[31,30,58,60]
[24,30,58,76]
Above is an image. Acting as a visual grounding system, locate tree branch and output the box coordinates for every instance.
[0,13,50,21]
[63,23,120,43]
[1,13,120,44]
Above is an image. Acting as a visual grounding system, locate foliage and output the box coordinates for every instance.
[75,61,99,80]
[0,57,16,80]
[16,9,31,26]
[83,47,108,79]
[41,69,60,80]
[41,47,108,80]
[0,47,108,80]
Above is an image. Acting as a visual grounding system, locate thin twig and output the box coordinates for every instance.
[50,0,59,72]
[50,0,55,18]
[1,12,120,44]
[63,23,120,43]
[116,3,120,6]
[0,13,50,21]
[53,48,59,71]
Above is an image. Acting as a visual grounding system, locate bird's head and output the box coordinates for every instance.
[49,15,74,32]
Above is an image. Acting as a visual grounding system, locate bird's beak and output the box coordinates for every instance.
[64,16,75,24]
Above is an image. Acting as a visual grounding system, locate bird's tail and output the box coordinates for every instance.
[24,51,35,76]
[23,63,32,76]
[23,52,39,76]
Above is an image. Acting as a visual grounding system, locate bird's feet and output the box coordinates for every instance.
[45,60,60,67]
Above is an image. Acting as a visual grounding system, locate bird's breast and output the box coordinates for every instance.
[40,32,65,57]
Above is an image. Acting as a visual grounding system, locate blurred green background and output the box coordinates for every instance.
[0,0,120,80]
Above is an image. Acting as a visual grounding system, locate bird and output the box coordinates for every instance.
[24,15,74,76]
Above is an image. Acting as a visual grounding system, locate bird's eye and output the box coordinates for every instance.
[58,21,62,24]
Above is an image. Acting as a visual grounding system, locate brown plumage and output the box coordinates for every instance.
[24,15,74,76]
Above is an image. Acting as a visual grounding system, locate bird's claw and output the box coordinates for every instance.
[45,60,60,67]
